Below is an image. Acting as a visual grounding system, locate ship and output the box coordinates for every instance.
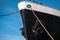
[18,1,60,40]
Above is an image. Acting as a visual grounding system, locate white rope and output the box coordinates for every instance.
[31,8,54,40]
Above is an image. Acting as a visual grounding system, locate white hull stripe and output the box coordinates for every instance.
[18,1,60,17]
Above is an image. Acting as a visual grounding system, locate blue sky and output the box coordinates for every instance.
[0,0,60,40]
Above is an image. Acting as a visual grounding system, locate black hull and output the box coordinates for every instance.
[20,9,60,40]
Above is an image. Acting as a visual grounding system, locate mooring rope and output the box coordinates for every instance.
[30,8,54,40]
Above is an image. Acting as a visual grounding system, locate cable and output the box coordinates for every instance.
[0,12,19,17]
[22,10,28,40]
[31,8,54,40]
